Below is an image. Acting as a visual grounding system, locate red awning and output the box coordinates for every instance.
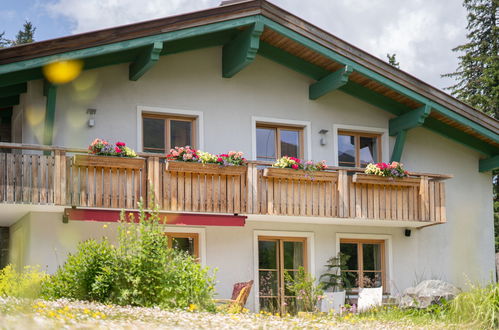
[63,208,246,226]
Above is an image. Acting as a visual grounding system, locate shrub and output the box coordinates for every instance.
[285,267,323,313]
[0,265,48,299]
[45,200,216,311]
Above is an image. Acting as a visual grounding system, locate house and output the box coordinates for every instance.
[0,0,497,313]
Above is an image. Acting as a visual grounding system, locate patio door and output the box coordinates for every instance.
[258,236,306,314]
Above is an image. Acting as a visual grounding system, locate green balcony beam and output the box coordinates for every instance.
[43,81,57,149]
[0,95,20,108]
[390,130,407,162]
[389,104,431,136]
[222,21,264,78]
[129,42,164,81]
[479,155,499,172]
[0,83,27,98]
[309,65,353,100]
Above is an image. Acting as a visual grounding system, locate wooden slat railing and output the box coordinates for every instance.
[0,143,450,224]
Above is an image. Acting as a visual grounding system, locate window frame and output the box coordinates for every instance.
[337,130,382,168]
[339,238,386,292]
[256,123,304,161]
[166,232,200,259]
[142,113,196,154]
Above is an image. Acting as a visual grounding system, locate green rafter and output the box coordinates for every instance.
[0,83,27,98]
[391,130,407,162]
[0,95,20,107]
[309,65,353,100]
[222,21,264,78]
[389,104,431,136]
[43,81,57,148]
[479,155,499,172]
[129,42,164,81]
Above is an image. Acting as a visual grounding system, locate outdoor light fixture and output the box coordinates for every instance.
[87,108,96,127]
[319,129,329,146]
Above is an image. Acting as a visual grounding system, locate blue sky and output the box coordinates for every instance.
[0,0,468,90]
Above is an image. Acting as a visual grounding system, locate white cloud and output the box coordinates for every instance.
[45,0,467,89]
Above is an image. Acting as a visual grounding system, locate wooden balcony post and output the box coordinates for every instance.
[246,163,258,214]
[338,170,349,218]
[419,176,429,221]
[53,150,66,205]
[146,156,160,208]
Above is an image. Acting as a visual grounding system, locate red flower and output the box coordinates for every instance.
[115,147,121,153]
[116,142,126,147]
[217,157,223,162]
[291,164,299,169]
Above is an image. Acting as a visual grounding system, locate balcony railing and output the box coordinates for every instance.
[0,143,450,225]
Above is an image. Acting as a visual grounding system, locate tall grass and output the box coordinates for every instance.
[447,282,499,328]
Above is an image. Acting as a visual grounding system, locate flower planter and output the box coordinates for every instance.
[263,167,338,182]
[352,173,421,187]
[165,161,247,176]
[73,154,145,169]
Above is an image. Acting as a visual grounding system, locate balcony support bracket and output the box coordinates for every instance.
[479,155,499,172]
[309,65,353,100]
[129,41,163,81]
[222,21,264,78]
[43,80,57,152]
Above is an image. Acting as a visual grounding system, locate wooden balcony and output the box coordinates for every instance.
[0,144,450,226]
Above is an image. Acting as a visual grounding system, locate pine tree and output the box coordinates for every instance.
[0,32,10,48]
[12,20,36,46]
[443,0,498,118]
[386,53,400,68]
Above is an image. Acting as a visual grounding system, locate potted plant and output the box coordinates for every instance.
[319,253,354,313]
[353,161,420,187]
[74,139,143,169]
[263,156,337,181]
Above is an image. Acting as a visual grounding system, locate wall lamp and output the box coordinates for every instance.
[87,108,96,127]
[319,129,329,146]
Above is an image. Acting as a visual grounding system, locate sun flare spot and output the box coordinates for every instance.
[43,60,84,84]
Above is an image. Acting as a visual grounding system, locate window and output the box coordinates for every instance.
[339,239,385,291]
[142,113,195,153]
[166,232,199,258]
[256,124,303,161]
[338,131,381,167]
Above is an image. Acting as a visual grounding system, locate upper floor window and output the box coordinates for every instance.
[142,113,195,153]
[338,131,380,167]
[256,124,303,161]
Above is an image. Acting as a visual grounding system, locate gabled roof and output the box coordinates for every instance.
[0,0,497,167]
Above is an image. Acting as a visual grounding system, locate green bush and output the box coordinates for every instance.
[447,282,499,328]
[285,267,323,313]
[44,200,216,311]
[0,264,48,299]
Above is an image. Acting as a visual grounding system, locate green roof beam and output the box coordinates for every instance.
[222,21,264,78]
[309,65,353,100]
[0,83,27,98]
[479,155,499,172]
[390,129,407,162]
[43,81,57,150]
[0,95,20,108]
[129,42,163,81]
[389,104,431,136]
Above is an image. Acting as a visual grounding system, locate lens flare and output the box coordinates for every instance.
[43,60,84,84]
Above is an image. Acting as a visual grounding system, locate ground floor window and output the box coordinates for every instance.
[339,238,386,291]
[166,232,199,259]
[258,236,307,314]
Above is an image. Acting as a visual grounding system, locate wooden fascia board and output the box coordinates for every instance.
[260,17,499,144]
[129,42,164,81]
[309,65,353,100]
[222,21,264,78]
[479,155,499,172]
[389,105,431,136]
[0,15,260,76]
[0,83,27,98]
[0,95,20,108]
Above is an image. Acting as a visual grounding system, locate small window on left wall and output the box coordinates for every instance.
[142,113,196,153]
[166,232,199,259]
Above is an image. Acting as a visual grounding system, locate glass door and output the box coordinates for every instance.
[258,236,306,314]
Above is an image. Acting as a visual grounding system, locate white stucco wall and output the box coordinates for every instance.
[12,45,496,301]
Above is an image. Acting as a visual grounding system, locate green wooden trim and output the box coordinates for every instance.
[129,42,164,81]
[424,117,497,156]
[43,81,57,148]
[479,155,499,172]
[390,130,407,162]
[309,65,353,100]
[258,41,328,80]
[0,83,27,98]
[339,81,409,115]
[0,108,13,119]
[389,105,431,136]
[222,21,264,78]
[0,95,20,107]
[0,16,259,76]
[162,30,237,55]
[0,68,43,88]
